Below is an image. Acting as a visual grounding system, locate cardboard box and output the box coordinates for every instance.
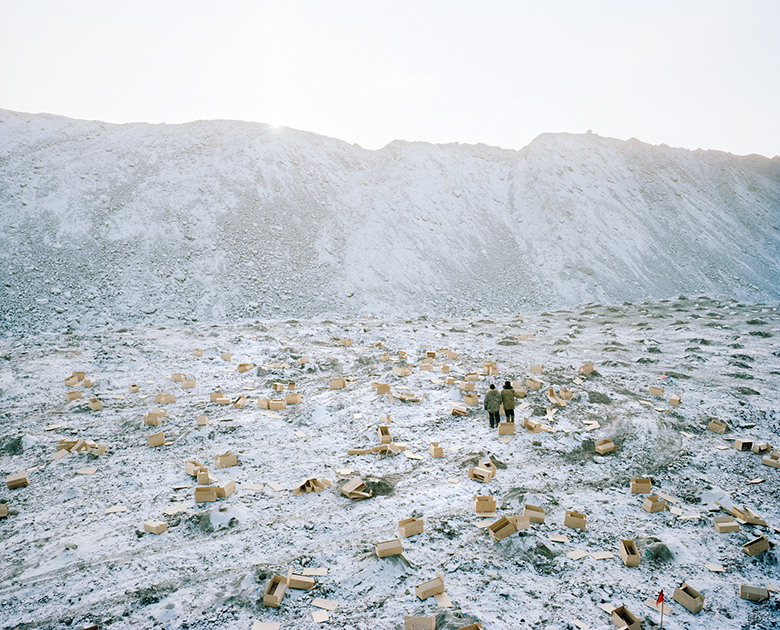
[611,606,640,630]
[672,583,704,613]
[559,388,573,401]
[172,373,185,382]
[579,363,594,375]
[192,348,203,357]
[378,425,391,444]
[286,568,316,590]
[288,382,296,390]
[462,393,478,405]
[426,351,436,358]
[619,539,640,567]
[87,397,102,411]
[429,442,443,458]
[464,372,480,381]
[257,397,270,409]
[341,477,373,501]
[272,382,285,392]
[144,413,163,426]
[129,384,140,393]
[752,442,771,454]
[734,439,753,451]
[194,486,217,502]
[713,515,739,533]
[210,392,224,402]
[220,353,232,362]
[237,363,255,373]
[419,363,432,371]
[379,353,390,362]
[445,376,456,385]
[6,472,29,490]
[82,379,94,387]
[144,520,167,534]
[393,366,412,377]
[374,383,391,394]
[398,517,424,537]
[474,496,496,515]
[375,537,403,558]
[488,516,518,541]
[65,391,81,402]
[762,453,780,468]
[182,378,196,389]
[563,510,586,531]
[197,470,210,484]
[525,378,542,390]
[468,467,494,483]
[404,615,436,630]
[498,422,515,435]
[339,338,353,346]
[523,504,545,523]
[285,392,302,404]
[329,378,346,390]
[523,418,542,433]
[297,356,308,365]
[217,480,236,498]
[648,386,664,397]
[594,439,615,454]
[215,452,237,468]
[415,573,444,600]
[268,399,286,411]
[185,460,206,476]
[292,478,331,495]
[642,495,666,513]
[0,504,7,518]
[196,415,208,426]
[147,432,165,447]
[64,375,79,387]
[217,397,233,406]
[742,535,769,557]
[739,584,769,602]
[154,393,175,404]
[440,364,450,373]
[459,381,475,391]
[669,394,681,406]
[262,574,288,607]
[707,419,727,434]
[630,478,651,493]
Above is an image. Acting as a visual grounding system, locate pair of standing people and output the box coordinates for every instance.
[484,381,518,428]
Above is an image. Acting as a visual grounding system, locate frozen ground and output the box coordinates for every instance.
[1,298,778,630]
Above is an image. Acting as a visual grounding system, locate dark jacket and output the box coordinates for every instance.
[484,389,502,413]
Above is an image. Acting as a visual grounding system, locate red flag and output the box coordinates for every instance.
[657,589,664,605]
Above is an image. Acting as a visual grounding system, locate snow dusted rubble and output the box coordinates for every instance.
[0,299,779,629]
[0,110,779,335]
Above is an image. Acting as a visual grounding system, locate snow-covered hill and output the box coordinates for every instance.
[1,110,778,333]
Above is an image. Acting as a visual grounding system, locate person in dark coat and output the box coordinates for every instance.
[501,381,517,422]
[484,383,502,428]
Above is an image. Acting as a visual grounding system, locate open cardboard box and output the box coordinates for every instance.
[399,517,424,537]
[262,574,288,607]
[498,422,515,435]
[630,478,651,493]
[742,535,769,557]
[672,582,704,613]
[564,510,586,531]
[429,442,443,458]
[642,495,666,513]
[611,605,640,630]
[523,504,545,523]
[474,496,496,516]
[487,516,518,541]
[375,537,403,558]
[404,615,436,630]
[619,539,640,567]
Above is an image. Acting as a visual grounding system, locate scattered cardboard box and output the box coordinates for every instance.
[192,349,203,357]
[216,480,236,498]
[172,373,185,382]
[404,615,436,630]
[143,413,163,426]
[375,537,403,558]
[669,394,681,406]
[292,478,331,496]
[734,439,753,451]
[129,384,140,393]
[525,378,542,390]
[286,568,316,590]
[210,392,224,402]
[579,363,594,375]
[429,442,443,458]
[462,393,478,405]
[415,573,444,600]
[642,495,666,513]
[237,363,255,373]
[154,393,175,404]
[468,466,494,483]
[6,472,29,490]
[668,582,705,614]
[630,478,651,494]
[707,420,727,434]
[529,365,543,373]
[65,391,81,402]
[464,372,480,381]
[564,510,586,531]
[268,399,286,411]
[378,425,391,444]
[64,375,79,387]
[459,381,475,392]
[215,451,237,468]
[594,439,615,454]
[498,422,515,435]
[197,470,210,485]
[487,516,518,541]
[196,415,208,426]
[475,496,496,516]
[194,486,218,502]
[185,461,206,477]
[762,452,780,468]
[329,378,346,390]
[742,535,770,557]
[340,477,372,501]
[77,467,97,475]
[262,574,288,607]
[523,418,542,433]
[619,539,640,567]
[559,388,573,400]
[147,432,165,448]
[144,520,167,534]
[398,517,424,537]
[182,379,196,389]
[611,606,640,630]
[220,353,232,362]
[713,515,739,533]
[257,397,270,410]
[523,504,545,523]
[87,398,102,411]
[339,338,353,346]
[286,392,302,404]
[739,584,769,602]
[752,442,771,454]
[648,386,664,397]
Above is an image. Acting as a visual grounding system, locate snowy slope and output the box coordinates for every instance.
[0,110,779,334]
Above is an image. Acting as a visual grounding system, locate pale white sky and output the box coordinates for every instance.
[1,0,778,156]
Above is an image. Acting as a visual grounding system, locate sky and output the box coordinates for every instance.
[1,0,778,157]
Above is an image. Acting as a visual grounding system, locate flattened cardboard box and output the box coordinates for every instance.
[672,583,704,613]
[619,539,640,567]
[375,537,403,558]
[341,477,373,501]
[398,517,424,537]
